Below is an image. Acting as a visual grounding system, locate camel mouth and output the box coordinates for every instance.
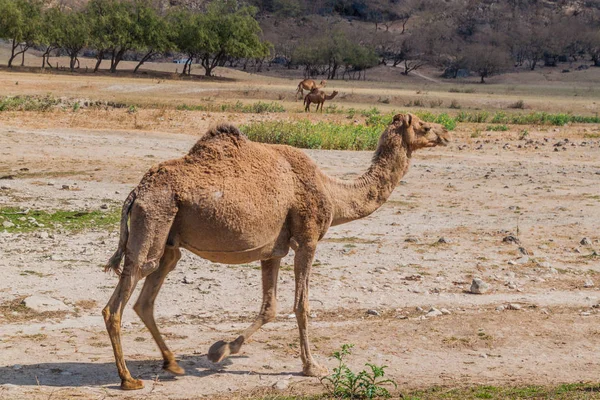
[437,137,450,146]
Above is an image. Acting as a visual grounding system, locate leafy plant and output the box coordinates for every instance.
[320,344,397,399]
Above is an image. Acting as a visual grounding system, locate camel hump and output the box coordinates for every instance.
[205,123,245,138]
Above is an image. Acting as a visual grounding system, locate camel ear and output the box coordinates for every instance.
[404,114,412,127]
[392,113,412,128]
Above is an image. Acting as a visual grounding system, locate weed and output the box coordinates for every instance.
[0,95,59,112]
[177,101,285,113]
[72,102,80,112]
[127,105,138,114]
[429,99,443,108]
[320,344,397,399]
[519,129,529,140]
[377,97,390,104]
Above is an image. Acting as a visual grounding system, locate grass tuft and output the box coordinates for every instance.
[0,207,120,233]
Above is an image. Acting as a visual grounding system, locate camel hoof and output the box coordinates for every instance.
[121,378,144,390]
[207,340,231,363]
[302,363,329,377]
[163,360,185,375]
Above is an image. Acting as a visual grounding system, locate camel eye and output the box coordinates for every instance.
[424,126,431,132]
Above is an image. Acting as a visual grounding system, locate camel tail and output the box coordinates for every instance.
[104,188,137,276]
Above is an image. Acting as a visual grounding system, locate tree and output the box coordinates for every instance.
[58,10,90,72]
[39,7,63,69]
[464,43,511,83]
[132,0,173,73]
[0,0,43,68]
[171,1,270,77]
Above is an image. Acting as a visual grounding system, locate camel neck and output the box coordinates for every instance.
[324,143,410,226]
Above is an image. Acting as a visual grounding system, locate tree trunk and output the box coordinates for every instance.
[21,49,25,66]
[94,50,105,72]
[480,75,485,83]
[8,39,19,68]
[134,50,155,73]
[70,55,76,72]
[110,48,127,73]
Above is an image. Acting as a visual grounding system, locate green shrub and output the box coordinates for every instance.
[320,344,397,399]
[486,124,509,131]
[0,95,59,112]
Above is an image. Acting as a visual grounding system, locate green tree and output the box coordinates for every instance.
[58,10,90,72]
[171,1,269,77]
[39,7,63,69]
[132,0,173,73]
[0,0,43,68]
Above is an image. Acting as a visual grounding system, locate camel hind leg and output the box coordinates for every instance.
[133,246,183,375]
[208,258,280,363]
[103,199,177,390]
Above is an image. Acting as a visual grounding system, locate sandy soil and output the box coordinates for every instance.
[1,116,600,399]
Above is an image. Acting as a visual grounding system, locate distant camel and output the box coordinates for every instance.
[304,90,338,112]
[296,79,326,100]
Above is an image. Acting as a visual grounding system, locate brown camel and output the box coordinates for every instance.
[102,114,450,390]
[304,90,338,112]
[296,78,326,100]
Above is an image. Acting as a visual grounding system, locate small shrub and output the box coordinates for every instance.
[320,344,397,399]
[127,105,138,114]
[449,99,461,109]
[378,97,390,104]
[509,100,525,109]
[72,102,80,112]
[519,129,529,139]
[471,128,482,138]
[429,99,443,108]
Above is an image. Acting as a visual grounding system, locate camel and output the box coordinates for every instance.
[102,113,450,390]
[296,78,326,100]
[304,89,338,112]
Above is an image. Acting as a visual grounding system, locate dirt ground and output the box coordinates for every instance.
[2,65,600,399]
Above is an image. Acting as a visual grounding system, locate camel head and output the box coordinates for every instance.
[392,113,450,151]
[327,91,339,99]
[319,80,327,87]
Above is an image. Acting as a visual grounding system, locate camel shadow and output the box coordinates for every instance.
[0,354,300,388]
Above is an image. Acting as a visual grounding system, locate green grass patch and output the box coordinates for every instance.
[469,111,600,126]
[0,95,60,112]
[0,207,120,233]
[486,124,509,131]
[177,101,285,113]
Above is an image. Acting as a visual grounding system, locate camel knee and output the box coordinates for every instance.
[262,305,277,324]
[102,305,121,328]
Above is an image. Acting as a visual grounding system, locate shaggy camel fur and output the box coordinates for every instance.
[102,114,450,390]
[304,89,338,112]
[296,78,326,100]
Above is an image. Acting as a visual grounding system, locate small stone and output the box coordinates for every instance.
[61,185,71,190]
[508,303,522,310]
[287,313,295,319]
[426,308,443,318]
[404,237,419,243]
[366,309,380,316]
[581,312,591,317]
[100,204,108,210]
[273,380,289,391]
[12,364,23,370]
[416,306,424,312]
[0,185,11,190]
[581,237,592,246]
[182,276,194,284]
[540,308,550,315]
[507,260,517,266]
[437,237,451,244]
[496,305,505,311]
[2,221,15,228]
[22,295,70,312]
[37,231,49,239]
[516,256,529,264]
[584,279,595,288]
[470,278,489,294]
[479,353,488,358]
[440,308,451,315]
[309,313,317,319]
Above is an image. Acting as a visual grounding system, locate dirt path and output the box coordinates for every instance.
[1,124,600,399]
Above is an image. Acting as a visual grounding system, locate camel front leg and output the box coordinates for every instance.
[208,258,281,363]
[294,245,328,377]
[133,247,184,375]
[102,266,142,390]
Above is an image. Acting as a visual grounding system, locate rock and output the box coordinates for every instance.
[61,185,71,190]
[502,235,520,244]
[22,295,70,312]
[516,256,529,264]
[12,364,23,370]
[2,221,15,228]
[584,279,595,288]
[479,353,488,359]
[366,309,380,316]
[518,247,529,256]
[580,237,592,246]
[396,315,408,320]
[0,185,11,190]
[581,312,591,317]
[37,231,49,239]
[496,305,505,311]
[470,278,489,294]
[287,313,295,319]
[441,308,451,315]
[540,308,550,315]
[273,380,289,391]
[508,303,522,310]
[100,204,109,210]
[182,276,195,284]
[426,308,443,318]
[404,237,419,243]
[437,237,451,244]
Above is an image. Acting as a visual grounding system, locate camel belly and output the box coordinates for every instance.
[181,240,289,264]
